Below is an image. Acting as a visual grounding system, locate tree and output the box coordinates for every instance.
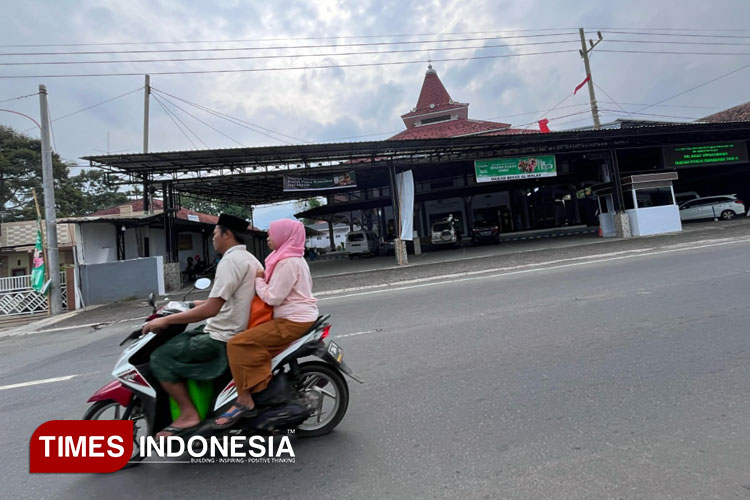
[0,125,79,220]
[70,169,130,215]
[0,125,134,221]
[180,197,253,223]
[295,197,323,225]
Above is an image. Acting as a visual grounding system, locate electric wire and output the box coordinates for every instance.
[151,92,199,149]
[151,87,300,144]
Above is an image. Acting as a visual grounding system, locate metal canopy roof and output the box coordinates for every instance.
[83,122,750,206]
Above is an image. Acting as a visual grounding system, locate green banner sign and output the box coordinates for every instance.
[31,220,45,293]
[474,155,557,183]
[283,171,357,191]
[662,141,748,168]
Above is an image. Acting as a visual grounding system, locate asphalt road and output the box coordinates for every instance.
[2,237,750,499]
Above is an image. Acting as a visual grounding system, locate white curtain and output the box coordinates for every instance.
[396,170,414,241]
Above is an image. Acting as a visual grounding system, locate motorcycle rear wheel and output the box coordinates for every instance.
[83,398,150,465]
[295,361,349,438]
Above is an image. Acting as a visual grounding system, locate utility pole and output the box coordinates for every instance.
[579,28,603,129]
[143,75,150,153]
[39,84,62,315]
[143,75,151,213]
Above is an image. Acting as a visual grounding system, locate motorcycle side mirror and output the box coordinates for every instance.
[182,278,212,301]
[195,278,211,290]
[148,292,156,314]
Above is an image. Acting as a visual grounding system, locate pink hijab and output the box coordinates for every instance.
[264,219,306,281]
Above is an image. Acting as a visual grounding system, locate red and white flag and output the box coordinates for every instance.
[574,74,591,95]
[538,118,550,133]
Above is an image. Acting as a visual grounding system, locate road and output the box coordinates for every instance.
[2,237,749,499]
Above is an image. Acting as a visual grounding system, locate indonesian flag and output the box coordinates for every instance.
[574,74,591,95]
[538,118,550,133]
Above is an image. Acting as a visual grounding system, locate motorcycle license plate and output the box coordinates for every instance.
[327,341,344,364]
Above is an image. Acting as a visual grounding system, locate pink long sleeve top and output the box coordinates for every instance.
[255,257,319,323]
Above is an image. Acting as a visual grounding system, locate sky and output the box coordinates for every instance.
[2,0,750,228]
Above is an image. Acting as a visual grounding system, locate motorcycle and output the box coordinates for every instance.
[83,278,362,464]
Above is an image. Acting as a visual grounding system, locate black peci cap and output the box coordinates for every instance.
[217,213,249,234]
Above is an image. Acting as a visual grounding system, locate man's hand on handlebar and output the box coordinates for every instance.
[142,316,170,335]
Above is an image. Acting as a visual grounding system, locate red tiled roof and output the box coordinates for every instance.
[698,100,750,123]
[90,199,262,231]
[389,119,526,140]
[401,68,468,119]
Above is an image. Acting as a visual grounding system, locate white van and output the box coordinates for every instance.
[346,231,380,258]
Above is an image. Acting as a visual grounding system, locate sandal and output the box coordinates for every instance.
[157,423,200,438]
[212,404,258,430]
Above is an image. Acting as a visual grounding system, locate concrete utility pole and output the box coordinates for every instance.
[143,75,150,153]
[579,28,603,129]
[39,84,62,315]
[143,75,151,213]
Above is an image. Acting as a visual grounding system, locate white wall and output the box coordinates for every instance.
[307,228,349,249]
[80,223,116,264]
[627,206,682,237]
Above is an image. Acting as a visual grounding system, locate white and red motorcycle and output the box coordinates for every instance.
[83,279,361,463]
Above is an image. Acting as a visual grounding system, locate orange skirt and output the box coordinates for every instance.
[226,318,314,394]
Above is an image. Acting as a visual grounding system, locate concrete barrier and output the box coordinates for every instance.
[79,256,165,305]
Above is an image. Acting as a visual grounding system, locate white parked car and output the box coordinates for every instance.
[431,220,459,247]
[346,230,380,258]
[678,195,745,221]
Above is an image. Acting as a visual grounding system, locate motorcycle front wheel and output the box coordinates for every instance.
[295,361,349,438]
[83,398,150,465]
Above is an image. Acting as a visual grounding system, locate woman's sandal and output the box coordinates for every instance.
[212,404,258,430]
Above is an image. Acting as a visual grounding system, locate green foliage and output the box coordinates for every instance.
[181,197,253,222]
[0,125,133,221]
[295,197,323,225]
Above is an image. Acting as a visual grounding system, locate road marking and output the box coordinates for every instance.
[336,330,378,338]
[320,236,750,301]
[316,247,655,297]
[0,374,80,391]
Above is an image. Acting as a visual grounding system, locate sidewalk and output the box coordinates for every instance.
[3,218,749,337]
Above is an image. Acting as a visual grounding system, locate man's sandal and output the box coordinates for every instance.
[212,404,258,430]
[157,424,200,438]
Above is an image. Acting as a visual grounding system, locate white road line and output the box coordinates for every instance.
[336,330,378,338]
[320,237,750,301]
[316,247,655,298]
[0,374,80,391]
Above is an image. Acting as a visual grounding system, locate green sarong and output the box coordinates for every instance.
[150,326,228,382]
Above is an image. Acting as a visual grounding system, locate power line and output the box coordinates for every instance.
[16,37,750,67]
[8,27,750,50]
[156,94,210,148]
[635,62,750,113]
[152,93,200,149]
[0,39,584,66]
[597,108,700,120]
[0,91,38,103]
[597,101,718,110]
[21,86,142,132]
[0,32,579,57]
[0,49,579,79]
[593,83,634,119]
[601,30,750,39]
[152,92,245,147]
[599,49,750,56]
[151,87,301,144]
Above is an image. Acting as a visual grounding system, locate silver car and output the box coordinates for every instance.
[679,195,746,221]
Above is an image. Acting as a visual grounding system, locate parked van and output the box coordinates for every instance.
[346,230,379,258]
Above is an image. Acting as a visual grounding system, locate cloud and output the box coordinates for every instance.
[1,0,749,164]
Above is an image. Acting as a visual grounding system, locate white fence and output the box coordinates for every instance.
[0,272,67,316]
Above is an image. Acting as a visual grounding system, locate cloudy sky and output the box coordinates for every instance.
[2,0,750,227]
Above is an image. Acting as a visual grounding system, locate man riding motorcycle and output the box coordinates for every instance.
[141,213,261,438]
